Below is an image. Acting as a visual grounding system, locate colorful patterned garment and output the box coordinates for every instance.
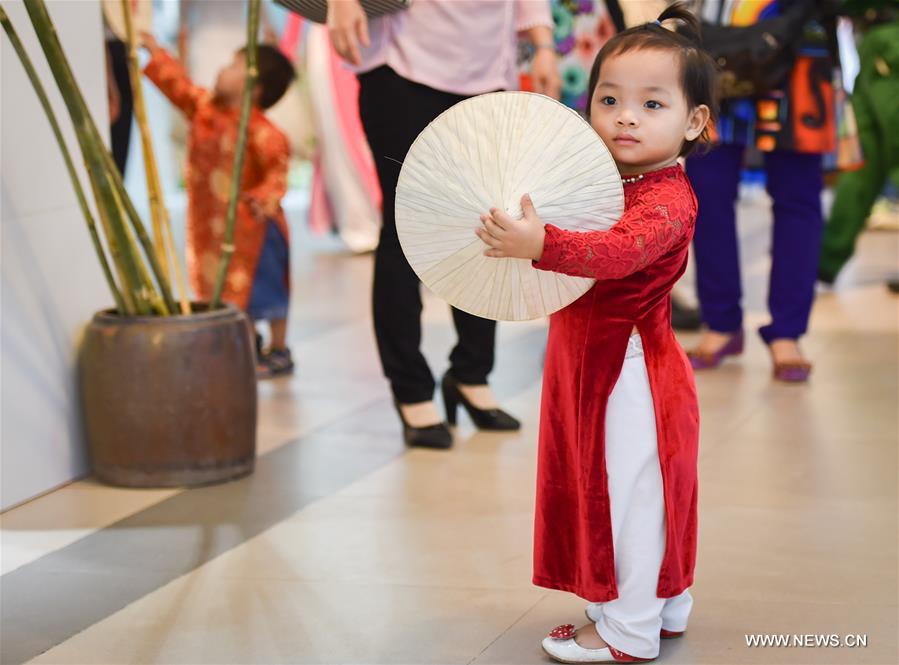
[144,49,291,310]
[519,0,615,115]
[704,0,839,154]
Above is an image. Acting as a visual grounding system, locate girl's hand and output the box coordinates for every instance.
[327,0,370,66]
[476,194,546,260]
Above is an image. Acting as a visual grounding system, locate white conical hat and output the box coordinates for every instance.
[396,92,623,322]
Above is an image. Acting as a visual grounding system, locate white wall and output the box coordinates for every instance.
[1,1,112,510]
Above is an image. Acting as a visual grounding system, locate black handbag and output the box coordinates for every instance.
[694,0,818,98]
[274,0,410,25]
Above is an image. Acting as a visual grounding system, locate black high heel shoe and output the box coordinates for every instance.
[393,400,453,449]
[441,373,521,431]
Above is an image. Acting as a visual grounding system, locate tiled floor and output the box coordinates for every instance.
[2,195,897,665]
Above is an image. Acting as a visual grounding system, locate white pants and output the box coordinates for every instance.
[586,334,693,659]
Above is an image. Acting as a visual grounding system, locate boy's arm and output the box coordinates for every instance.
[242,127,290,219]
[534,193,695,280]
[142,42,207,119]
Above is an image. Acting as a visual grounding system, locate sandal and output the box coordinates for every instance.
[257,348,294,379]
[772,359,812,383]
[687,331,744,370]
[766,340,811,383]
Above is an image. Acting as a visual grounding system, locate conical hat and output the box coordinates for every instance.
[396,92,623,321]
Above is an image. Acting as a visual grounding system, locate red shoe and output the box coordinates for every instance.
[688,331,744,370]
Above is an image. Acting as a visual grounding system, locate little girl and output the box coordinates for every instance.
[476,4,716,663]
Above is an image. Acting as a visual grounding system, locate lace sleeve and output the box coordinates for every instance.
[533,180,696,280]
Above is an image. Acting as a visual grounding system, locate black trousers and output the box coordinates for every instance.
[107,39,133,175]
[358,66,496,404]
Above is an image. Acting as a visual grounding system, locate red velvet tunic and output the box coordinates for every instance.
[532,164,700,601]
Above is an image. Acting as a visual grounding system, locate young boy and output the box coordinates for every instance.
[142,33,296,377]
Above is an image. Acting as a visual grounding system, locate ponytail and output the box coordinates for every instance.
[656,1,702,44]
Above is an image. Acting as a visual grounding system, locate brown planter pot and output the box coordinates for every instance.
[79,303,257,487]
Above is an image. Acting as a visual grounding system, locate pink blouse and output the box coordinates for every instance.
[352,0,553,95]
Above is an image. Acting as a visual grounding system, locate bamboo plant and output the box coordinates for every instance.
[211,0,261,309]
[1,0,260,317]
[119,0,191,315]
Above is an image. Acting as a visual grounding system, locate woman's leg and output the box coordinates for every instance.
[761,149,825,344]
[686,143,746,333]
[106,39,133,175]
[358,67,465,404]
[448,307,496,386]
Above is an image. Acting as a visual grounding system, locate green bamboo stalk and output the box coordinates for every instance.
[105,173,171,316]
[159,203,192,315]
[0,6,126,313]
[88,177,139,313]
[210,0,260,309]
[21,0,153,313]
[99,138,179,314]
[75,14,179,315]
[89,77,179,314]
[120,0,169,278]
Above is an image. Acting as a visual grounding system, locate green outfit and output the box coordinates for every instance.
[819,20,899,282]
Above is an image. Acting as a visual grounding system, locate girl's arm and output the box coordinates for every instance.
[477,182,695,280]
[534,200,692,280]
[242,126,290,220]
[142,39,207,119]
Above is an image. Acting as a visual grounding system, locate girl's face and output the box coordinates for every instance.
[589,48,710,175]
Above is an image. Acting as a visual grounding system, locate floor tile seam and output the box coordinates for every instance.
[467,594,548,665]
[91,573,544,593]
[699,489,899,504]
[696,397,768,460]
[685,593,899,609]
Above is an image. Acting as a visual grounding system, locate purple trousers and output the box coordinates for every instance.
[686,144,824,343]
